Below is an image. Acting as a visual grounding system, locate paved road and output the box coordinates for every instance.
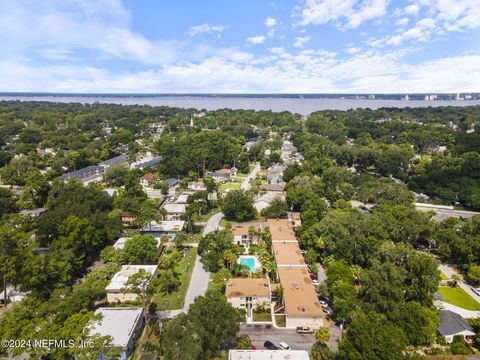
[241,163,261,191]
[182,212,224,312]
[438,264,480,304]
[239,324,342,351]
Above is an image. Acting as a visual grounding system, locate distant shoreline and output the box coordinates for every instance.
[1,94,480,115]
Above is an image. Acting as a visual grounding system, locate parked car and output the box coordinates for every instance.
[296,326,314,334]
[279,342,291,350]
[264,341,278,350]
[312,279,319,286]
[319,300,329,308]
[472,287,480,296]
[309,274,317,280]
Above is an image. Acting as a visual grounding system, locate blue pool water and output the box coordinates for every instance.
[240,257,256,272]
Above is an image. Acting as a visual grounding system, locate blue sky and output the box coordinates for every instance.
[0,0,479,93]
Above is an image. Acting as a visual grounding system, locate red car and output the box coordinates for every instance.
[250,345,257,350]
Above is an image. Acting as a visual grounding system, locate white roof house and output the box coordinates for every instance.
[254,192,285,212]
[87,307,144,360]
[176,194,190,204]
[163,203,187,213]
[106,265,157,303]
[229,350,310,360]
[106,265,157,292]
[113,237,131,250]
[113,236,162,250]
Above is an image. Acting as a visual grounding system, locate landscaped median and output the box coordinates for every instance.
[437,286,480,311]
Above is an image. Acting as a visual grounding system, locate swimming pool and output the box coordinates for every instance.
[239,256,259,272]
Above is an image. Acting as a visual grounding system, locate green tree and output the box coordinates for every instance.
[221,190,257,221]
[124,234,157,264]
[338,312,407,360]
[198,230,236,272]
[261,198,289,218]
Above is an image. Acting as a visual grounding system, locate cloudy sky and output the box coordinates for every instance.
[0,0,479,93]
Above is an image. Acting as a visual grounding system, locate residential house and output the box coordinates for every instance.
[228,350,310,360]
[231,223,266,246]
[120,211,137,228]
[175,194,190,204]
[141,220,185,240]
[106,265,157,303]
[113,237,131,250]
[162,203,186,221]
[85,307,144,360]
[209,168,237,183]
[254,192,285,213]
[163,178,179,188]
[287,212,302,228]
[438,310,476,343]
[113,236,161,250]
[260,183,285,193]
[266,165,285,184]
[187,181,207,191]
[226,278,271,316]
[140,172,158,187]
[19,208,46,217]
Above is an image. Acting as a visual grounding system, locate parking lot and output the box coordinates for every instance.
[239,323,342,351]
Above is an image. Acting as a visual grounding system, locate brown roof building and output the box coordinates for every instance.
[268,219,297,242]
[272,242,306,267]
[225,278,270,298]
[267,218,324,329]
[277,267,323,318]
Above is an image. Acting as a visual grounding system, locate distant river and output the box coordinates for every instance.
[1,95,480,115]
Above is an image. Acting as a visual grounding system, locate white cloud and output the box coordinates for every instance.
[265,17,278,27]
[246,35,266,45]
[186,23,227,37]
[2,50,479,93]
[396,17,409,26]
[346,46,361,54]
[404,4,420,16]
[294,36,311,48]
[298,0,388,29]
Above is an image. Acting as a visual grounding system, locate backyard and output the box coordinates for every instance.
[437,286,480,311]
[152,247,197,310]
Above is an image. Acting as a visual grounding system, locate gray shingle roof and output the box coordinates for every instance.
[60,165,104,181]
[99,154,129,166]
[438,310,474,336]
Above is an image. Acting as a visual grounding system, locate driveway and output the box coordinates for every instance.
[241,163,261,191]
[438,264,480,304]
[182,212,224,312]
[239,323,341,352]
[439,302,480,319]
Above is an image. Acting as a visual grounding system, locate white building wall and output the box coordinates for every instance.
[286,316,324,329]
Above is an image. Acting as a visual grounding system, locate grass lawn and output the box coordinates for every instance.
[220,182,241,191]
[437,286,480,310]
[275,315,286,327]
[152,247,197,310]
[253,310,272,322]
[219,218,234,228]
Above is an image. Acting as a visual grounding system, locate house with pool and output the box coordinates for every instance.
[238,255,261,273]
[225,277,271,316]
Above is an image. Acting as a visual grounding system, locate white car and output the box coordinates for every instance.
[471,287,480,296]
[279,342,291,350]
[319,300,329,308]
[312,279,319,286]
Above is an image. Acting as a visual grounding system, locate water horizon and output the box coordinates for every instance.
[1,93,480,115]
